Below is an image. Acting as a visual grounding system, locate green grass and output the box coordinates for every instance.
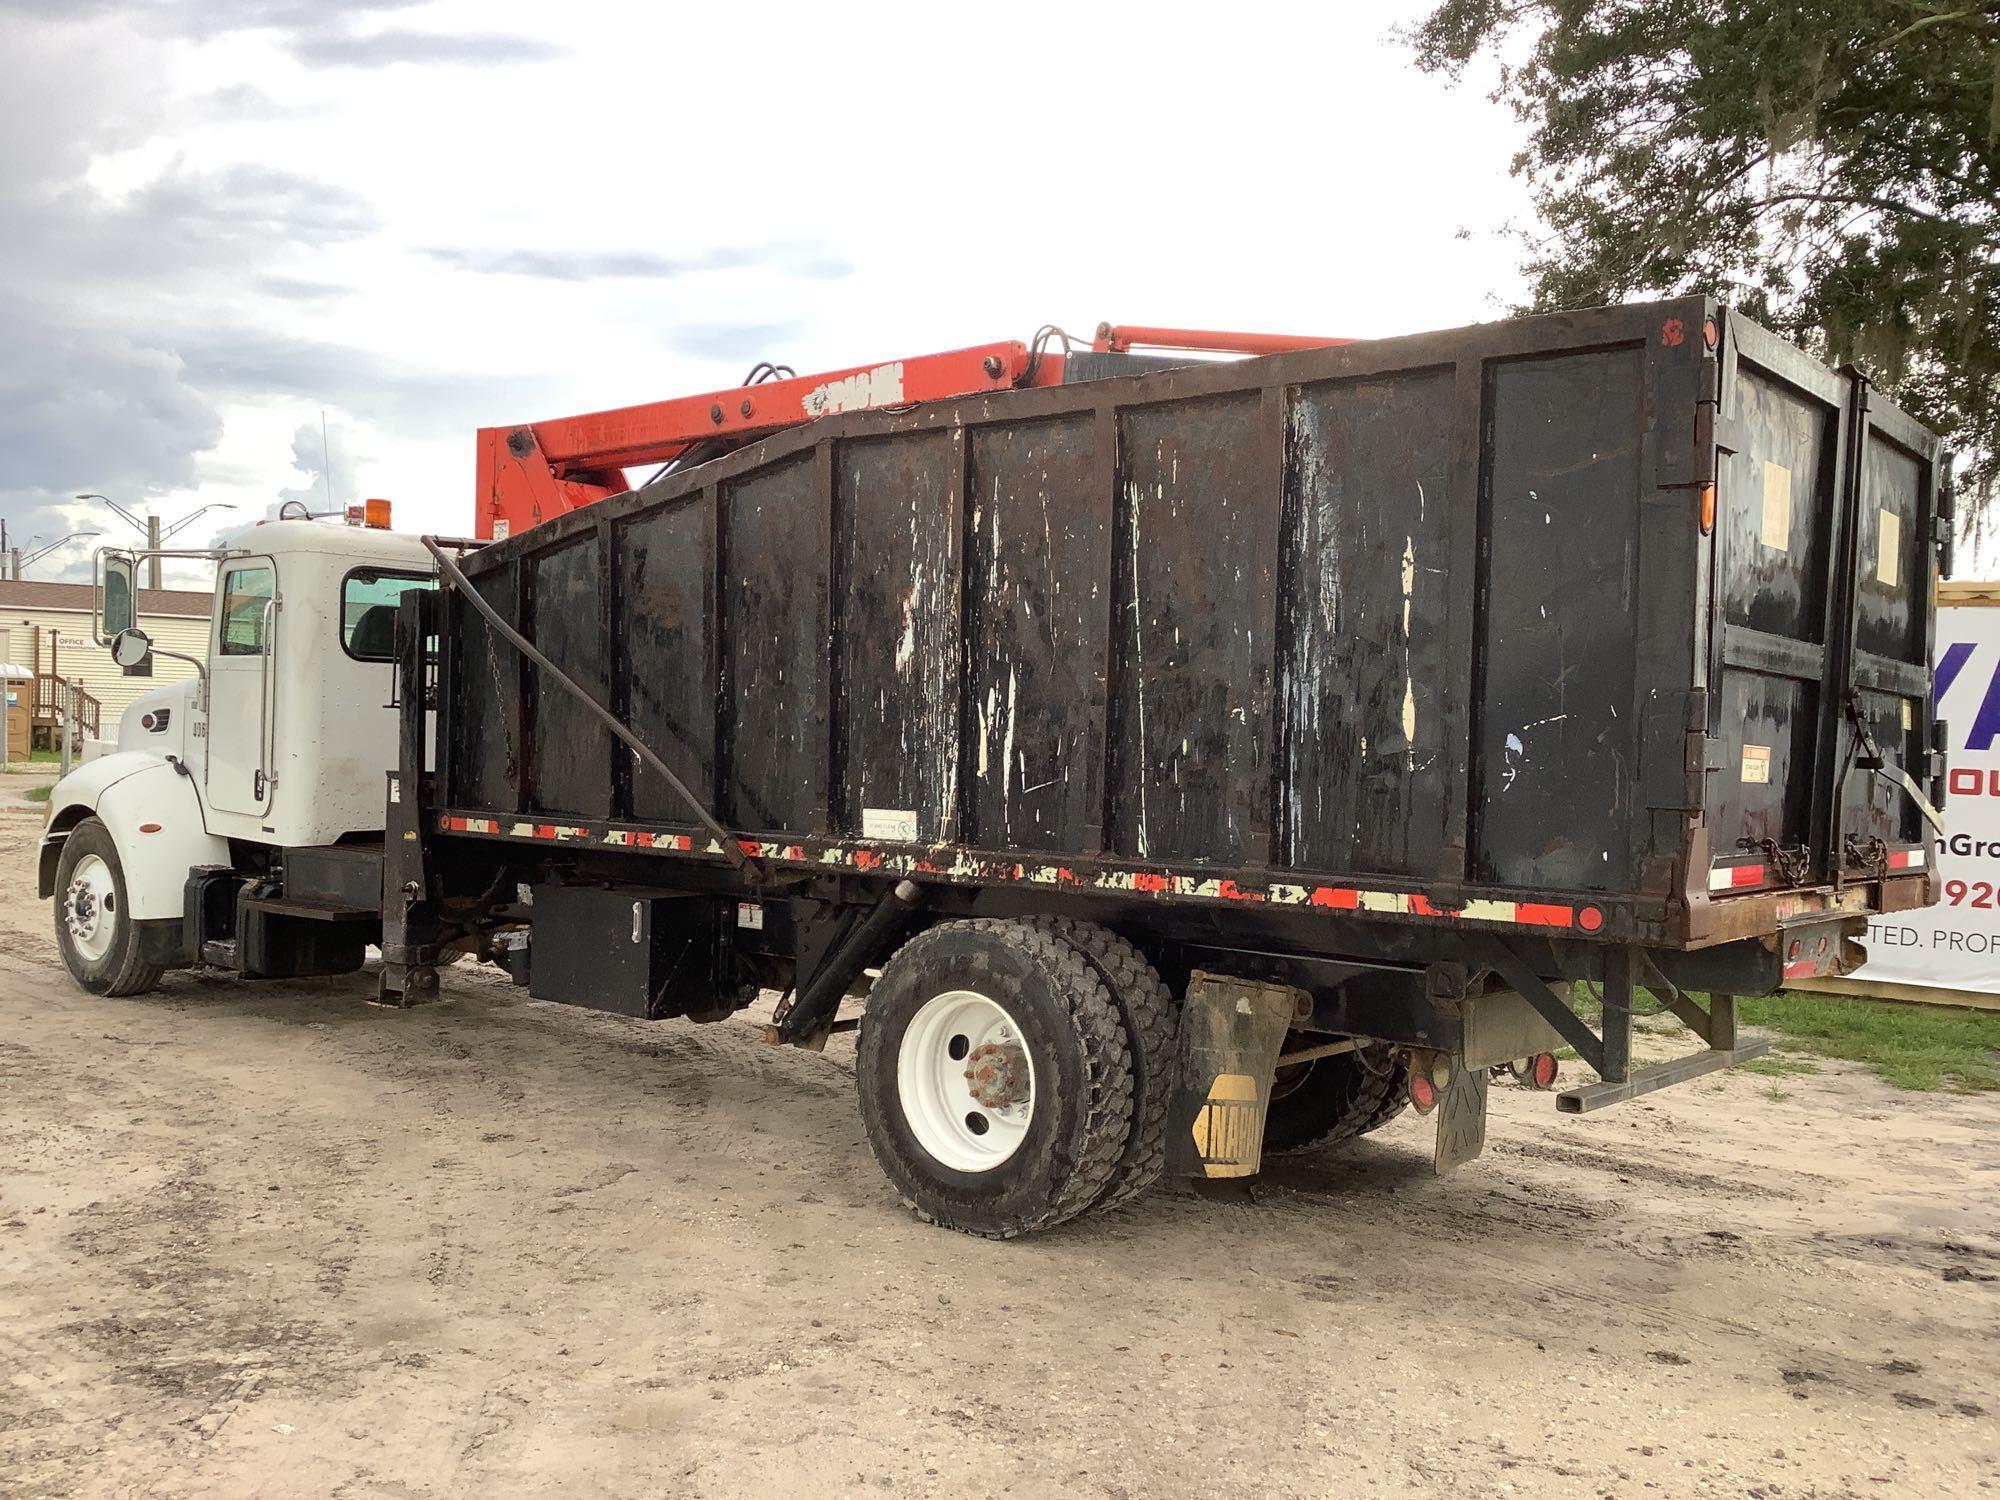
[1736,991,2000,1093]
[22,784,51,803]
[1553,980,1998,1093]
[1739,1055,1821,1078]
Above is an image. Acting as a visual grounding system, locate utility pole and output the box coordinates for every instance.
[146,515,162,589]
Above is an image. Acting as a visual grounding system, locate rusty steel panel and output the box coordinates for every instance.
[1474,347,1646,893]
[835,431,963,842]
[525,534,611,816]
[1110,393,1274,865]
[964,415,1107,852]
[1721,370,1837,644]
[1281,371,1453,877]
[448,555,522,811]
[619,498,714,824]
[1855,437,1927,665]
[720,455,826,832]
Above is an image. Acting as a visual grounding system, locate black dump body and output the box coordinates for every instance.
[426,297,1944,988]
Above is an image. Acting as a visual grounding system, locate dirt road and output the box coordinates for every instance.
[2,795,1997,1498]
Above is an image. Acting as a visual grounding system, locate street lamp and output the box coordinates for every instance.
[159,502,236,541]
[12,532,101,577]
[76,493,160,587]
[77,494,237,588]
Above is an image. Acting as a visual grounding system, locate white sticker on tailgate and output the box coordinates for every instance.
[1760,462,1791,550]
[861,807,919,842]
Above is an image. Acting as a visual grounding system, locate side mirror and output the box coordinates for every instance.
[111,627,153,670]
[102,553,138,641]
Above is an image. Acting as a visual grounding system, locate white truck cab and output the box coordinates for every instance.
[39,517,437,994]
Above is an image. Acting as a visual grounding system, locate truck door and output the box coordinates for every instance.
[207,557,280,818]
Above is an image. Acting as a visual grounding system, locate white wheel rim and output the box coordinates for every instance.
[897,989,1036,1172]
[63,854,118,964]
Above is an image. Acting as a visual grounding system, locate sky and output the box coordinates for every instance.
[0,0,1532,590]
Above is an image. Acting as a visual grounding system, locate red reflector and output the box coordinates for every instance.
[138,822,161,833]
[1532,1051,1558,1089]
[1409,1074,1437,1115]
[1577,905,1604,933]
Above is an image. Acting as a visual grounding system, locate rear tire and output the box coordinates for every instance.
[1263,1040,1408,1154]
[53,819,163,998]
[856,919,1135,1238]
[1023,917,1178,1211]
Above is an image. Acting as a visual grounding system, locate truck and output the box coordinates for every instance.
[41,295,1951,1238]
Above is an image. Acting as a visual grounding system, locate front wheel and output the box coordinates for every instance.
[856,919,1136,1238]
[53,819,163,997]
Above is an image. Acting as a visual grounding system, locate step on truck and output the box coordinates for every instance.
[41,296,1951,1237]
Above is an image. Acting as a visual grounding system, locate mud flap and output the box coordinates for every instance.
[1433,1061,1488,1177]
[1164,972,1296,1179]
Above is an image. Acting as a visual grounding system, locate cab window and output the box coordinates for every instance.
[342,569,435,661]
[219,565,274,656]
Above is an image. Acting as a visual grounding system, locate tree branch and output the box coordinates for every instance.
[1747,190,1952,225]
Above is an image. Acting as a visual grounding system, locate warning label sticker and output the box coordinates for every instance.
[861,807,919,842]
[1742,744,1772,784]
[1878,508,1902,587]
[1761,462,1791,550]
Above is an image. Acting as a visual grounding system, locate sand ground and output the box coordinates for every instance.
[2,786,1996,1498]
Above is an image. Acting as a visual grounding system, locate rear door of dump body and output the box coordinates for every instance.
[1704,312,1946,897]
[1835,370,1948,875]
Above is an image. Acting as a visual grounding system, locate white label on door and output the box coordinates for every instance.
[1742,744,1771,784]
[1878,508,1902,586]
[1760,462,1791,550]
[862,807,919,842]
[493,519,511,541]
[736,902,764,930]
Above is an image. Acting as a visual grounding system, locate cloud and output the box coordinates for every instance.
[0,306,221,501]
[274,418,369,516]
[288,27,571,67]
[666,323,812,362]
[0,21,413,568]
[0,0,429,40]
[2,2,556,70]
[172,328,537,437]
[421,242,854,282]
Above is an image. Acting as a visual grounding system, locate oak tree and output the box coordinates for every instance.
[1412,1,1998,520]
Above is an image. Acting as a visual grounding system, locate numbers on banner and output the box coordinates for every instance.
[1944,880,1994,908]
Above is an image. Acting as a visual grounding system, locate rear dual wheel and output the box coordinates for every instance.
[856,918,1175,1238]
[1263,1038,1409,1154]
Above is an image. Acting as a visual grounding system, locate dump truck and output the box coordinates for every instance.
[41,295,1951,1237]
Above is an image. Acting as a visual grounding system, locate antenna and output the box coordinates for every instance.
[320,410,335,508]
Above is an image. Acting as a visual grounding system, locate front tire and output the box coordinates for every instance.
[53,819,163,997]
[857,920,1135,1238]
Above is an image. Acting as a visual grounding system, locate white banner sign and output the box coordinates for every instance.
[1850,599,2000,991]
